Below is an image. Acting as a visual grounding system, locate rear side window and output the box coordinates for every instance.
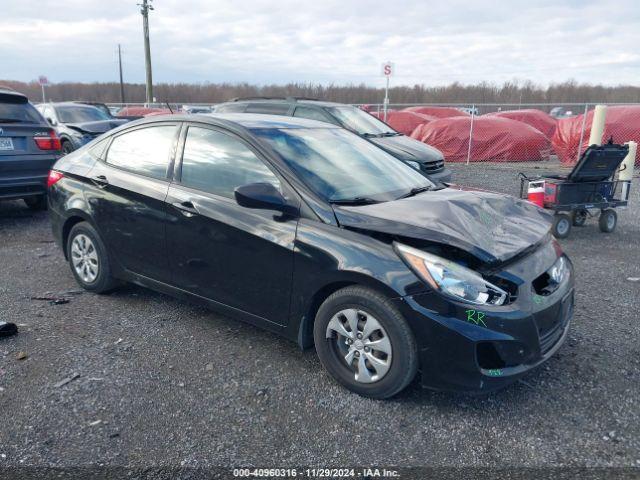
[293,106,331,123]
[0,98,44,124]
[180,126,280,199]
[244,103,290,115]
[106,125,177,179]
[88,139,109,160]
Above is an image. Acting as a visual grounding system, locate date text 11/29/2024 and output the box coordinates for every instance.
[233,468,400,477]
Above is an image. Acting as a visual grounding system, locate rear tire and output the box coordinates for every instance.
[572,209,588,227]
[313,286,418,399]
[24,195,47,211]
[552,213,572,239]
[598,209,617,233]
[67,222,118,293]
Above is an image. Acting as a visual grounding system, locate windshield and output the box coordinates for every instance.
[326,106,396,136]
[56,105,111,123]
[254,127,433,203]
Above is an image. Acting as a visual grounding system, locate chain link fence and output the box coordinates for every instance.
[361,102,640,167]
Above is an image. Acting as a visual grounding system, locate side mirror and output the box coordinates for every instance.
[234,182,295,215]
[46,117,57,126]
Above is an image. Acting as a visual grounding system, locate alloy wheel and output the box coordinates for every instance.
[71,233,99,283]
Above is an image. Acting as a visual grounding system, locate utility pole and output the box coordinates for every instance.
[139,0,154,105]
[118,44,126,104]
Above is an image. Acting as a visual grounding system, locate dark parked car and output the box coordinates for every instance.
[48,114,573,398]
[35,102,128,154]
[0,88,61,210]
[73,101,142,122]
[214,98,452,183]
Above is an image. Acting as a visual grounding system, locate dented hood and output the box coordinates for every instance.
[333,186,553,265]
[66,119,128,134]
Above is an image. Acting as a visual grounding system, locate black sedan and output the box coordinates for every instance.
[47,114,574,398]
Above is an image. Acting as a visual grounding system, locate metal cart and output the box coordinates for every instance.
[519,142,632,238]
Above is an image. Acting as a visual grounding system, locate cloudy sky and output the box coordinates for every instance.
[1,0,638,87]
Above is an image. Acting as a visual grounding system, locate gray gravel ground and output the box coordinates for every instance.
[0,161,639,473]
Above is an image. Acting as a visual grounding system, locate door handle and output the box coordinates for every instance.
[90,175,109,188]
[172,200,199,217]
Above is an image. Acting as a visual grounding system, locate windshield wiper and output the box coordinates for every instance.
[396,186,432,200]
[362,132,382,138]
[382,132,402,137]
[329,197,379,206]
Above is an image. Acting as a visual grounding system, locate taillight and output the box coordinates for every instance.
[35,130,62,151]
[47,170,64,188]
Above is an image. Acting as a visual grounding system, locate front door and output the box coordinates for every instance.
[165,125,298,326]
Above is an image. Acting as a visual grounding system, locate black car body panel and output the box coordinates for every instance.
[48,114,572,394]
[214,99,452,182]
[0,89,60,200]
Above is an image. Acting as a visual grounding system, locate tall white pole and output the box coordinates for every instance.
[383,75,389,122]
[466,105,475,165]
[41,84,46,103]
[588,104,607,146]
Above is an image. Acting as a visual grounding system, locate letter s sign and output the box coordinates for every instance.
[381,62,394,77]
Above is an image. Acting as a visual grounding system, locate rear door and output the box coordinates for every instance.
[85,122,180,282]
[0,94,58,197]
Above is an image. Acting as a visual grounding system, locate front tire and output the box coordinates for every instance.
[598,209,617,233]
[314,286,418,399]
[67,222,118,293]
[61,140,75,155]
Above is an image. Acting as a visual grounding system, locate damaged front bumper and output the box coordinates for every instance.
[393,239,575,393]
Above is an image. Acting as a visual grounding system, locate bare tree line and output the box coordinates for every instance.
[2,79,640,106]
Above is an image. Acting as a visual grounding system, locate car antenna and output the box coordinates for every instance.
[165,102,174,114]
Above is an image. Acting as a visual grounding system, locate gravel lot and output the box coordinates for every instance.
[0,161,639,473]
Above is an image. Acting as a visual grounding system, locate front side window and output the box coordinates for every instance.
[326,106,396,136]
[180,126,279,199]
[106,125,177,179]
[254,127,432,202]
[56,105,111,123]
[293,107,331,124]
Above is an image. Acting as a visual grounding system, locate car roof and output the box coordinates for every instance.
[101,113,340,141]
[0,88,28,102]
[205,113,340,129]
[227,98,348,108]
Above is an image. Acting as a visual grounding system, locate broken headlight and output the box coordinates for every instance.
[395,243,508,305]
[548,255,569,285]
